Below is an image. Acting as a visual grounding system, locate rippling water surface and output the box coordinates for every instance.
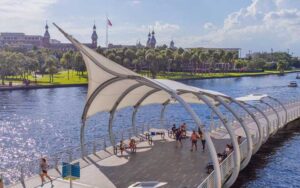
[1,72,300,186]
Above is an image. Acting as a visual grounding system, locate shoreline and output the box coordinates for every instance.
[1,70,299,91]
[172,70,300,81]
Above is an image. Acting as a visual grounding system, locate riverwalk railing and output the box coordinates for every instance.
[3,122,156,186]
[197,139,247,188]
[198,99,300,188]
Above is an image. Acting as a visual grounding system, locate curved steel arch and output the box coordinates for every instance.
[129,86,222,187]
[80,77,157,155]
[81,77,124,156]
[244,103,271,141]
[260,100,280,134]
[196,94,240,188]
[230,99,264,154]
[267,96,288,127]
[82,77,125,121]
[161,90,241,187]
[131,88,161,135]
[160,104,168,129]
[108,83,145,146]
[160,91,253,172]
[169,92,222,188]
[214,96,253,170]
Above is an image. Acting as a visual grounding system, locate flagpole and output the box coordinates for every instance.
[106,14,108,48]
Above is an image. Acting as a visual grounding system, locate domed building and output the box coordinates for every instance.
[0,23,99,51]
[169,40,175,49]
[146,32,151,48]
[146,30,156,48]
[91,24,98,48]
[42,23,50,47]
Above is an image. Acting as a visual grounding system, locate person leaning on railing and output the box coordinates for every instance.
[129,139,137,153]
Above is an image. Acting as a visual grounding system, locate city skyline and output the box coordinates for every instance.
[0,0,300,56]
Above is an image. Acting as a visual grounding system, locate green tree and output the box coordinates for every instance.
[60,51,73,80]
[0,51,9,85]
[74,52,86,76]
[45,56,58,83]
[277,60,287,74]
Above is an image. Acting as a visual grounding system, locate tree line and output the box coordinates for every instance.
[0,49,85,84]
[97,46,239,78]
[1,45,299,85]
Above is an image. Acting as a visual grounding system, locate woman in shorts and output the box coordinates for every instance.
[39,158,52,186]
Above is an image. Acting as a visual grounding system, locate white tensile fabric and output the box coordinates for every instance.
[236,94,268,102]
[54,24,230,119]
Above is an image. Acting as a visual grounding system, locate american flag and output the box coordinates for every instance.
[107,18,112,26]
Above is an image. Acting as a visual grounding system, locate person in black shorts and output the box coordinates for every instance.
[39,158,53,186]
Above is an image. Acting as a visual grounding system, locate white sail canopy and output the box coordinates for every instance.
[236,94,268,102]
[53,24,230,120]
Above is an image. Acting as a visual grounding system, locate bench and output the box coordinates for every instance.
[150,131,165,139]
[136,133,153,145]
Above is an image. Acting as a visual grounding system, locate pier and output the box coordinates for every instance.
[3,24,300,188]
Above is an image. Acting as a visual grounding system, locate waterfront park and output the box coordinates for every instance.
[1,1,300,188]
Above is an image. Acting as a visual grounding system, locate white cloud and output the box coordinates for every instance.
[139,21,180,33]
[183,0,300,55]
[203,22,217,30]
[0,0,57,34]
[130,0,141,5]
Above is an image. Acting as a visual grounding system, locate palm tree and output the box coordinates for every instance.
[145,50,159,78]
[124,49,136,69]
[277,60,286,74]
[74,52,86,76]
[199,52,208,73]
[60,51,73,80]
[45,56,58,83]
[136,49,145,72]
[181,51,191,73]
[211,51,220,73]
[164,49,173,73]
[225,51,234,70]
[190,54,198,74]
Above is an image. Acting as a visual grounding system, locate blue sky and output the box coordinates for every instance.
[1,0,300,56]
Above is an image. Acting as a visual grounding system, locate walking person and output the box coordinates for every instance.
[39,158,53,187]
[198,128,206,151]
[171,124,176,138]
[190,130,198,152]
[175,128,183,148]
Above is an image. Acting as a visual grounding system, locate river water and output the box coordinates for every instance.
[0,72,300,187]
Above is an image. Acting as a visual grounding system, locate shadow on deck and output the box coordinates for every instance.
[90,137,230,188]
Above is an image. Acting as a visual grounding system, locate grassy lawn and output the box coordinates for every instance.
[3,69,300,86]
[141,70,300,80]
[4,70,88,86]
